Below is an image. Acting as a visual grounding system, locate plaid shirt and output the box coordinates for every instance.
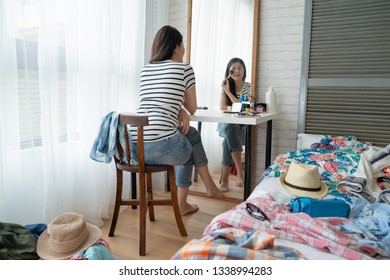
[171,227,305,260]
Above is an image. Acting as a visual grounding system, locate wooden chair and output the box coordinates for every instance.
[108,113,187,256]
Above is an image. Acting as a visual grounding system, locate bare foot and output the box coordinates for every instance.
[180,203,199,216]
[219,183,229,193]
[237,176,244,188]
[206,186,225,199]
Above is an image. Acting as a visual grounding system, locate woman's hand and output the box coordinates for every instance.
[178,108,190,135]
[221,79,230,94]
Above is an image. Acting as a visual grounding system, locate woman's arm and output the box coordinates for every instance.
[220,93,227,110]
[183,85,197,115]
[178,108,190,135]
[220,80,239,109]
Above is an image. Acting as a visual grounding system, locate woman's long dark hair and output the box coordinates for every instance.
[150,25,183,63]
[224,57,247,106]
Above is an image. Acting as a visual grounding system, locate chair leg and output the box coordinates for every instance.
[146,173,155,221]
[166,170,171,192]
[131,173,137,209]
[109,169,123,237]
[139,172,147,256]
[168,167,187,236]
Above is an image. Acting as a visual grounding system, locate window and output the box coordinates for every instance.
[15,0,68,149]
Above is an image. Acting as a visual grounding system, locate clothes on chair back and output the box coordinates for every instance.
[90,111,128,164]
[90,111,119,163]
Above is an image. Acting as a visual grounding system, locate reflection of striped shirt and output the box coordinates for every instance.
[238,82,251,101]
[221,82,251,104]
[133,60,196,142]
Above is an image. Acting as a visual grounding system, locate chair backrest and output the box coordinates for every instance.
[115,113,149,173]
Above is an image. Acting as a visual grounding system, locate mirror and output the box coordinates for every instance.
[187,0,259,201]
[187,0,259,98]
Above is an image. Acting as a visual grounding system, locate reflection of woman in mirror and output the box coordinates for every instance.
[217,58,251,192]
[132,25,225,215]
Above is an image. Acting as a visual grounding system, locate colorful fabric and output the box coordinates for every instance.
[262,135,368,198]
[204,194,386,260]
[171,227,305,260]
[69,238,116,260]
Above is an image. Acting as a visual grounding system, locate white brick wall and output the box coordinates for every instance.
[168,0,305,190]
[253,0,304,186]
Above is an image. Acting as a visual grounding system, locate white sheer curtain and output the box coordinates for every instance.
[190,0,254,173]
[0,0,166,226]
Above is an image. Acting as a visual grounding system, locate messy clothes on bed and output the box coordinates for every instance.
[262,135,390,203]
[262,135,369,200]
[171,227,304,260]
[201,135,390,260]
[203,194,389,260]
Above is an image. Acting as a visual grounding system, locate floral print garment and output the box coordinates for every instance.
[262,135,369,199]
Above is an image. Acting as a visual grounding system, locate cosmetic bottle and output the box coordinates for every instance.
[265,86,276,113]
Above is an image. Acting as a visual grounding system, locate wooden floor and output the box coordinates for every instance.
[99,192,237,260]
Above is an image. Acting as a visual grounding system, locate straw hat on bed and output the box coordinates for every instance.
[279,162,328,198]
[37,212,101,260]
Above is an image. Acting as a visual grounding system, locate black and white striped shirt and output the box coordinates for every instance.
[133,60,196,142]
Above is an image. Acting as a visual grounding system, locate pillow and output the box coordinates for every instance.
[296,133,324,149]
[320,135,369,152]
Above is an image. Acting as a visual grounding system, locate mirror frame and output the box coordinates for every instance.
[186,0,260,98]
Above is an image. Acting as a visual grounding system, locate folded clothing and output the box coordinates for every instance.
[337,176,367,193]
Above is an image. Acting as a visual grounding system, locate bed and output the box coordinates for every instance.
[171,134,390,260]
